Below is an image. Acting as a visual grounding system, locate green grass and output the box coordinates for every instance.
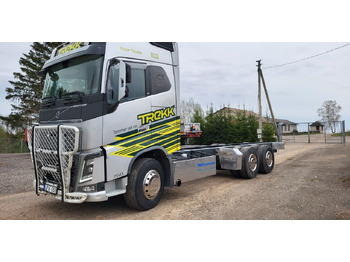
[331,131,350,137]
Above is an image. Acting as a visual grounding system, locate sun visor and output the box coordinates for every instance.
[150,42,174,52]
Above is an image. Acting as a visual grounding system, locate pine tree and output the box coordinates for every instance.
[1,42,63,132]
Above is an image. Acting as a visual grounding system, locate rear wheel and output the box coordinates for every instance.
[258,145,274,174]
[239,147,259,179]
[124,158,164,211]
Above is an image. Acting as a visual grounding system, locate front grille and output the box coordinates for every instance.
[29,125,80,201]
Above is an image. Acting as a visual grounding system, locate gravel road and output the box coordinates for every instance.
[0,143,349,220]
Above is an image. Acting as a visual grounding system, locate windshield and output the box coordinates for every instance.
[42,55,103,100]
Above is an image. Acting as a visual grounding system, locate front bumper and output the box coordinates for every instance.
[33,180,108,203]
[60,191,108,203]
[55,191,108,203]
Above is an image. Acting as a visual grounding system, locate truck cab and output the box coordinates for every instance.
[28,42,181,209]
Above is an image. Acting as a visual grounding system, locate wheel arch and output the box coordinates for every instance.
[127,146,174,188]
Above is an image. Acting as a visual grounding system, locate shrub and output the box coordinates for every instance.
[262,122,277,142]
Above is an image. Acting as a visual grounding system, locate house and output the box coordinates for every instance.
[214,107,297,134]
[310,121,324,133]
[275,119,298,134]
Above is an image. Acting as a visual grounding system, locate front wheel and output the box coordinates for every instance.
[124,158,164,211]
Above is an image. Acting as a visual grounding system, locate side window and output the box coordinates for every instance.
[122,67,146,102]
[147,66,171,95]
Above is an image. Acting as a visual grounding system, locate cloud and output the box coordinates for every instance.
[179,42,350,129]
[0,42,349,130]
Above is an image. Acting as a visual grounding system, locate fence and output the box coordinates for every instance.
[0,139,29,153]
[280,120,346,144]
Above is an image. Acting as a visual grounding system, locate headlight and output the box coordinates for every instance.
[80,159,94,183]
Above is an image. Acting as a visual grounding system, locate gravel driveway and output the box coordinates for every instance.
[0,143,349,220]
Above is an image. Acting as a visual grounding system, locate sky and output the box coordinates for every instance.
[0,42,349,130]
[178,42,350,129]
[0,42,32,118]
[1,0,348,258]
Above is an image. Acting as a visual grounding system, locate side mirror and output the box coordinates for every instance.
[107,60,131,104]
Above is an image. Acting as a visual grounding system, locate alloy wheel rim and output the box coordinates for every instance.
[142,170,161,200]
[266,151,273,167]
[248,154,258,172]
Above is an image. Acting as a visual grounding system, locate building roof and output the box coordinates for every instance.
[275,119,298,125]
[215,107,297,125]
[310,121,324,127]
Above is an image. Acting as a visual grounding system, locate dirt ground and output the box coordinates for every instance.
[0,142,349,220]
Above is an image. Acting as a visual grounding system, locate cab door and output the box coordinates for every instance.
[146,63,180,154]
[103,60,151,181]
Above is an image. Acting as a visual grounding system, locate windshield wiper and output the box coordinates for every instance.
[62,91,84,104]
[42,96,56,107]
[62,91,84,98]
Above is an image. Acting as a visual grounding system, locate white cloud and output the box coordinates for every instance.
[0,42,349,130]
[179,42,350,129]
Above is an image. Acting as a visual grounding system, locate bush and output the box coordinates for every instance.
[191,106,259,145]
[0,125,28,153]
[262,122,277,142]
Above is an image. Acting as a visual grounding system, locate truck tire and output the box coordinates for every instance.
[239,147,259,179]
[124,158,164,211]
[258,145,274,174]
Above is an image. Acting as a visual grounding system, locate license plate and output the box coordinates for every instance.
[44,183,58,195]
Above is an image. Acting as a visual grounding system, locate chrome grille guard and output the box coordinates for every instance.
[28,125,80,202]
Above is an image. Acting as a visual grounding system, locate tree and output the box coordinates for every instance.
[191,105,260,145]
[233,109,259,143]
[262,110,277,142]
[317,100,342,133]
[189,103,206,145]
[1,42,63,133]
[0,113,23,135]
[180,98,204,123]
[262,122,277,142]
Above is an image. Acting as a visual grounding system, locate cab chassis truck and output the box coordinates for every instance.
[27,42,284,211]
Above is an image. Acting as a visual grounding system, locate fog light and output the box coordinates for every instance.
[88,165,94,174]
[80,159,94,183]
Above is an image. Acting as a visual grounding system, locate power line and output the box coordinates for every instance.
[263,43,350,70]
[266,64,350,89]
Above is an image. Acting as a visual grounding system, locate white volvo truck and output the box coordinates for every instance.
[27,42,284,210]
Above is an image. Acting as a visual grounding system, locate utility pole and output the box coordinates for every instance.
[257,60,280,141]
[256,60,263,142]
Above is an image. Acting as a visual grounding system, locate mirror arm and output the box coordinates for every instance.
[110,58,119,66]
